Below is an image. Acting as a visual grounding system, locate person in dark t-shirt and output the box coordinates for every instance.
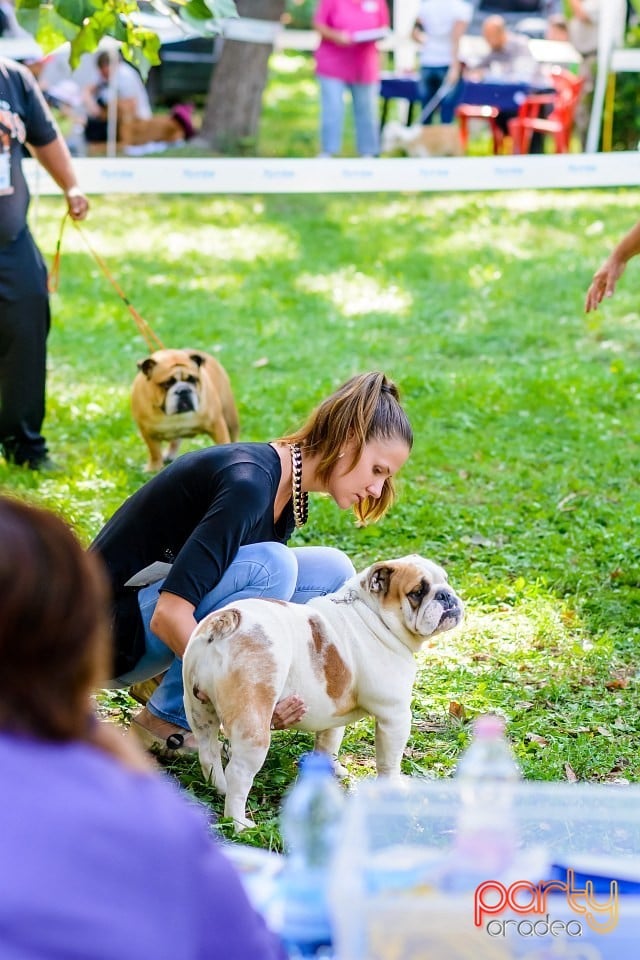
[0,56,89,470]
[92,372,413,756]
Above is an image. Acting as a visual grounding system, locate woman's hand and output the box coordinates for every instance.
[585,256,626,312]
[271,694,306,730]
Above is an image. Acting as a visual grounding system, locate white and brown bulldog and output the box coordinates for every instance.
[131,348,240,471]
[183,554,464,830]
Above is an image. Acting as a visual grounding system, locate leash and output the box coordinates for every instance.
[417,81,456,124]
[49,213,165,352]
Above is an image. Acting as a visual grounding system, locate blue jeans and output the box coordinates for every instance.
[319,74,379,156]
[418,65,462,125]
[115,542,355,728]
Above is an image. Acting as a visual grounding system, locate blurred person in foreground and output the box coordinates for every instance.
[0,495,286,960]
[313,0,390,157]
[585,219,640,312]
[0,56,88,471]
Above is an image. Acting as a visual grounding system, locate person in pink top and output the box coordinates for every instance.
[313,0,390,157]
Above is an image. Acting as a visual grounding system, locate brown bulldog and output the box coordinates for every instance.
[131,348,240,471]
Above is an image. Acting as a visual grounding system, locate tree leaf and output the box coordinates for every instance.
[448,701,466,723]
[56,0,98,27]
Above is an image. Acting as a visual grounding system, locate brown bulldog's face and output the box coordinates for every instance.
[361,554,464,648]
[137,349,207,416]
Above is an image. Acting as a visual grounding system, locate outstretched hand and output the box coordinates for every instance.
[585,257,626,313]
[271,694,306,730]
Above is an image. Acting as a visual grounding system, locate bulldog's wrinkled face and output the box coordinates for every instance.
[138,350,206,416]
[362,554,464,647]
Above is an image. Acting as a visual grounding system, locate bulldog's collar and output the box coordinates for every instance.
[330,589,359,605]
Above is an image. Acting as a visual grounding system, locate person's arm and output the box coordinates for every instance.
[314,19,351,45]
[446,18,469,84]
[87,718,157,773]
[29,137,89,220]
[313,0,350,46]
[568,0,594,22]
[585,220,640,312]
[149,591,196,658]
[150,588,305,727]
[411,18,426,44]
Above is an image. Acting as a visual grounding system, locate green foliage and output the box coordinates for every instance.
[16,0,237,75]
[612,24,640,150]
[283,0,314,30]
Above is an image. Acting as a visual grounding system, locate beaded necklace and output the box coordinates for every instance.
[289,442,309,528]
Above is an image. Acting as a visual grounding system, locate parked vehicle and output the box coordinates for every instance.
[145,33,223,105]
[468,0,562,38]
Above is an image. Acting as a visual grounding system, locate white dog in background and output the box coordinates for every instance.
[381,120,464,158]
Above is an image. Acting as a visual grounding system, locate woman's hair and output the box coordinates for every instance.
[0,497,111,740]
[280,372,413,524]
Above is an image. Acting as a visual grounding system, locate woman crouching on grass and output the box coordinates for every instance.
[92,371,413,756]
[0,496,288,959]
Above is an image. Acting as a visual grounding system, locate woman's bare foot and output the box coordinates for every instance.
[132,706,197,752]
[271,694,306,730]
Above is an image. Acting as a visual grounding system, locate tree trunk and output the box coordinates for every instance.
[198,0,286,152]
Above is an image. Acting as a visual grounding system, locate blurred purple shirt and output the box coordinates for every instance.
[0,733,287,960]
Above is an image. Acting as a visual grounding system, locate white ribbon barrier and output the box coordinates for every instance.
[25,152,640,196]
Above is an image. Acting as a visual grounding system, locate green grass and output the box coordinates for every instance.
[6,56,640,846]
[7,184,639,846]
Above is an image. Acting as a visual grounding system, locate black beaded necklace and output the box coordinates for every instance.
[289,442,309,528]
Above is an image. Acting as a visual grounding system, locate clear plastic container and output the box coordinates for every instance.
[278,752,345,957]
[445,714,522,886]
[329,777,640,960]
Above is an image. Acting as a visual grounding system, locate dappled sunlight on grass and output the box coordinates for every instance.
[266,77,317,105]
[6,187,640,819]
[269,52,310,75]
[151,225,298,262]
[417,591,589,682]
[297,268,412,316]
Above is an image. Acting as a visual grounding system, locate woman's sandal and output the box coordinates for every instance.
[129,673,165,706]
[130,716,198,758]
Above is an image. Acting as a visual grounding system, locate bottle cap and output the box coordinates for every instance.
[298,751,334,775]
[473,714,506,738]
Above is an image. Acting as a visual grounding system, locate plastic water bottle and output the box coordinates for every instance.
[278,752,345,958]
[443,714,521,890]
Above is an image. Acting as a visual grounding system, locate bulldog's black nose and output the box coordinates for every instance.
[175,387,196,413]
[435,589,458,611]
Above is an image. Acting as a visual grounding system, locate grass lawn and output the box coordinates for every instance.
[5,182,639,846]
[3,57,639,848]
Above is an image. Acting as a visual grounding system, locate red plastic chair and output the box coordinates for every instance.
[507,67,584,155]
[456,103,504,154]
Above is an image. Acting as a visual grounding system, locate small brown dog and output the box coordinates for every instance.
[381,120,464,158]
[131,348,240,471]
[117,103,196,149]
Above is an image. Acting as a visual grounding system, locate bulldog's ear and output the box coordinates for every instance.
[368,564,393,596]
[138,358,157,379]
[189,353,206,367]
